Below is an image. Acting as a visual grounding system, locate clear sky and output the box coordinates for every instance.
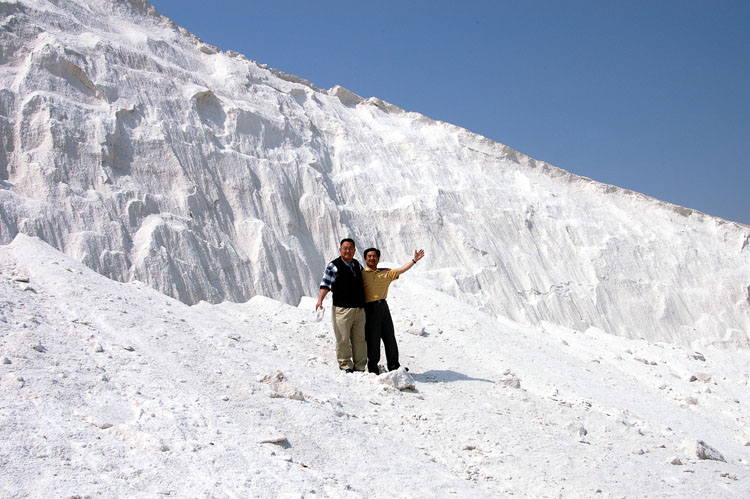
[150,0,749,225]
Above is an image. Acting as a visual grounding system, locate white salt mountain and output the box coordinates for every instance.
[0,0,748,348]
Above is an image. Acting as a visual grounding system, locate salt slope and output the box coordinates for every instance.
[2,234,750,498]
[0,0,749,348]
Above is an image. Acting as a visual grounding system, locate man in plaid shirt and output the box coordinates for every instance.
[315,238,367,372]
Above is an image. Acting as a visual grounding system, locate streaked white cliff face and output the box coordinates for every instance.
[0,0,748,348]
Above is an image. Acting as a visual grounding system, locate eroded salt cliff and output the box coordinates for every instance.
[1,0,748,347]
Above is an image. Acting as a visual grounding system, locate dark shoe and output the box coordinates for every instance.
[368,367,380,375]
[345,368,354,373]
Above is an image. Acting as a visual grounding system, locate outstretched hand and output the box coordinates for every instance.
[397,249,425,275]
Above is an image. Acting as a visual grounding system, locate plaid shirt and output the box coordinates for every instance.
[319,261,338,290]
[319,259,358,289]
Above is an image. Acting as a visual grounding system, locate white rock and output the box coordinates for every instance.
[407,326,426,336]
[681,439,726,462]
[423,325,442,336]
[501,377,522,389]
[378,368,416,391]
[260,371,306,401]
[567,423,587,437]
[688,372,712,383]
[259,434,290,447]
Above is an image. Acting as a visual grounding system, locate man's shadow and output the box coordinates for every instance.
[412,369,494,384]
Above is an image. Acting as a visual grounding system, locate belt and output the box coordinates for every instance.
[366,299,387,304]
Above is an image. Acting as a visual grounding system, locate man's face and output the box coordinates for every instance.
[364,251,379,269]
[339,242,356,262]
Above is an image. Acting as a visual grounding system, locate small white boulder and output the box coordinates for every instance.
[378,367,416,391]
[260,370,305,401]
[681,439,725,462]
[688,372,712,383]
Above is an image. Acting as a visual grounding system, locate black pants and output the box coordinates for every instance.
[364,300,399,373]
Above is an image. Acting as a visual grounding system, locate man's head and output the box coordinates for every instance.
[339,238,356,263]
[363,247,380,269]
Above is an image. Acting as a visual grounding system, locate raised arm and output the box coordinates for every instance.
[396,249,425,275]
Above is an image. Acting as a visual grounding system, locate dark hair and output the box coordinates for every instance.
[340,238,356,248]
[363,247,380,258]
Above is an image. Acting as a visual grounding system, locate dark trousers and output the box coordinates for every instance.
[364,300,399,373]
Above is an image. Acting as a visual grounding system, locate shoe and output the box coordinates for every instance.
[368,367,380,375]
[345,368,354,373]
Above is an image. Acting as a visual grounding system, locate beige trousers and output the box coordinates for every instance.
[331,306,367,371]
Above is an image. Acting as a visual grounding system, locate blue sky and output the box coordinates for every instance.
[151,1,749,225]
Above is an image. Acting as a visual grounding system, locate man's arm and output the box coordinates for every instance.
[315,262,337,311]
[315,288,329,311]
[396,249,425,275]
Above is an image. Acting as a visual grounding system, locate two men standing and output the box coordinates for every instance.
[316,238,424,374]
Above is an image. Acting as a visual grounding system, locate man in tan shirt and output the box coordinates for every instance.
[362,247,425,374]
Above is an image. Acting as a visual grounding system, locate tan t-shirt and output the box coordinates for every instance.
[362,268,400,303]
